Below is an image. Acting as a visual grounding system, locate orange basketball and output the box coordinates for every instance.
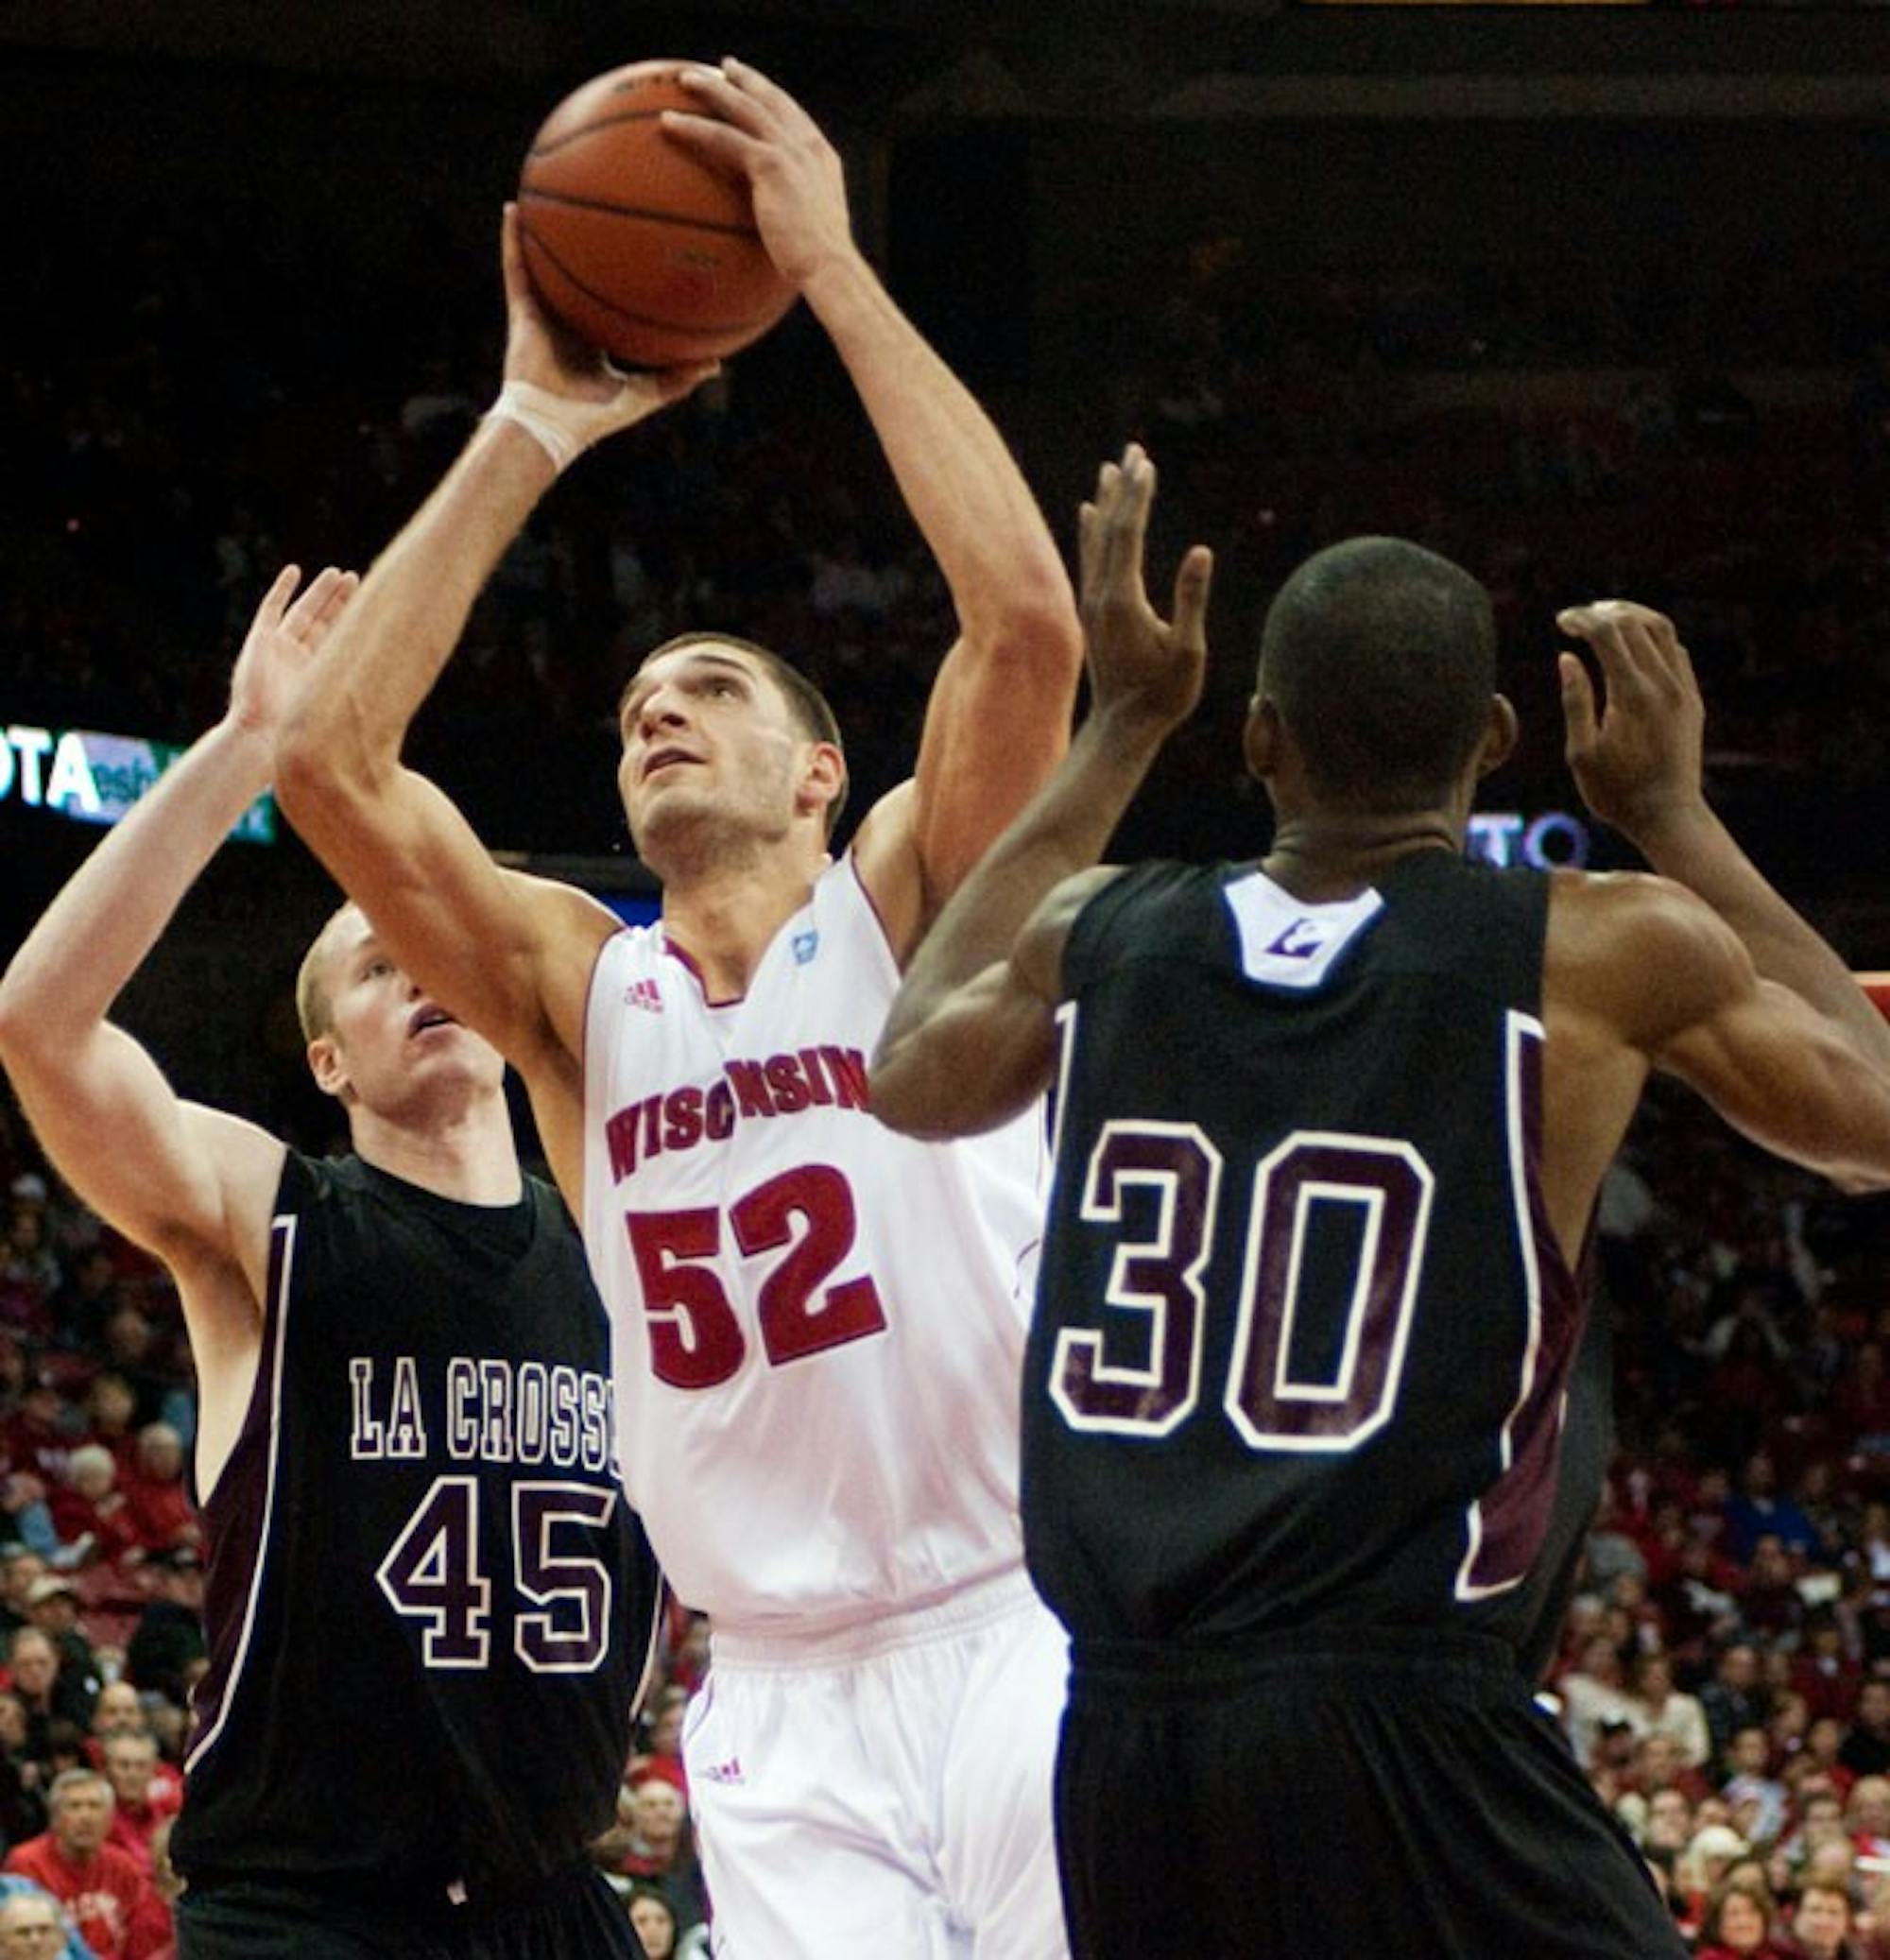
[516,60,797,369]
[1856,972,1890,1022]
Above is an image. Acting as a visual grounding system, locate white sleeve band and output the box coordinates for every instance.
[485,380,583,472]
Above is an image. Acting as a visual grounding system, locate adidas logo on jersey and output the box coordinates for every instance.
[623,978,664,1014]
[699,1755,745,1785]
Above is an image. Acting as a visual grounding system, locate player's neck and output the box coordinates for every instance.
[661,851,826,1001]
[350,1092,524,1206]
[1263,810,1458,903]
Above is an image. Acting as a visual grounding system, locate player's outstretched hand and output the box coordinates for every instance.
[497,203,717,459]
[1077,443,1211,736]
[663,58,854,290]
[1557,598,1706,841]
[228,564,360,743]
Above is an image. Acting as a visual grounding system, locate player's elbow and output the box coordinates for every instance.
[964,578,1083,688]
[867,1046,955,1143]
[0,965,57,1079]
[274,709,385,842]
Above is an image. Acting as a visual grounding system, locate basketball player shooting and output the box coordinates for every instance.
[869,447,1890,1957]
[276,55,1083,1960]
[0,570,660,1960]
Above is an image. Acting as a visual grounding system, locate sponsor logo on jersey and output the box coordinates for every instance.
[792,929,819,965]
[623,977,664,1014]
[699,1754,746,1784]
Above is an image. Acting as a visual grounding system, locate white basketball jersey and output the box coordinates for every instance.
[583,857,1049,1637]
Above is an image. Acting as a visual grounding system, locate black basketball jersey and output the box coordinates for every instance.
[171,1152,661,1900]
[1023,850,1588,1656]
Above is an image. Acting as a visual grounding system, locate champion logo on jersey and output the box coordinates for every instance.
[1225,871,1383,990]
[623,978,664,1014]
[699,1754,746,1785]
[792,929,819,966]
[1265,918,1328,960]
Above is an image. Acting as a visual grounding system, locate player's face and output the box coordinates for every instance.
[309,914,506,1113]
[616,646,820,867]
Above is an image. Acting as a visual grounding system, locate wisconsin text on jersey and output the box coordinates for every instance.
[348,1354,614,1470]
[604,1045,870,1178]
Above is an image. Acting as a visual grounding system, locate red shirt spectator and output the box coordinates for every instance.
[1,1766,167,1957]
[114,1429,197,1563]
[98,1733,180,1874]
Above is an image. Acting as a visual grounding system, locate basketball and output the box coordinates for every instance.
[1857,972,1890,1021]
[517,60,797,369]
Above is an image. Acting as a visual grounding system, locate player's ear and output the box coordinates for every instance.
[1241,694,1280,783]
[1476,695,1519,779]
[306,1036,349,1102]
[799,740,845,821]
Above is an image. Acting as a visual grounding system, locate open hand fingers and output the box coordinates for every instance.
[1090,445,1154,610]
[1170,544,1213,655]
[659,108,761,182]
[1557,650,1599,760]
[254,565,301,635]
[500,203,531,310]
[679,57,809,137]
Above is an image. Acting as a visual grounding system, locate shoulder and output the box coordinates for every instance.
[1547,868,1753,1053]
[1016,867,1138,1006]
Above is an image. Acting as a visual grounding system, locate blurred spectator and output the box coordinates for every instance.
[1846,1776,1890,1863]
[98,1733,178,1876]
[118,1559,201,1713]
[1791,1877,1862,1960]
[112,1432,194,1567]
[1,1766,166,1957]
[1722,1726,1789,1846]
[1633,1651,1713,1770]
[5,1628,90,1754]
[596,1762,707,1939]
[0,1885,91,1960]
[1725,1452,1825,1565]
[1559,1633,1643,1768]
[625,1879,709,1960]
[1703,1643,1770,1767]
[1840,1681,1890,1779]
[1692,1877,1789,1959]
[23,1584,98,1717]
[46,1448,136,1572]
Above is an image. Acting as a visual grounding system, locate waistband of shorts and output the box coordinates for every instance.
[1069,1625,1521,1698]
[180,1857,598,1920]
[710,1564,1047,1670]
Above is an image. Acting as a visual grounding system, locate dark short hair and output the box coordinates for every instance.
[626,631,849,839]
[1258,536,1497,812]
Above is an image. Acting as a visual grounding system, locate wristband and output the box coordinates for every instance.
[486,380,583,472]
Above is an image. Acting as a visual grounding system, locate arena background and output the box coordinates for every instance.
[3,2,1889,1135]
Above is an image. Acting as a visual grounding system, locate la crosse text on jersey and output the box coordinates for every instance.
[348,1354,613,1471]
[604,1045,869,1178]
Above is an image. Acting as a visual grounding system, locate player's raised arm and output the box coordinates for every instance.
[1569,873,1890,1195]
[1559,597,1890,1063]
[275,207,715,1089]
[873,448,1211,1137]
[0,568,351,1312]
[662,59,1084,951]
